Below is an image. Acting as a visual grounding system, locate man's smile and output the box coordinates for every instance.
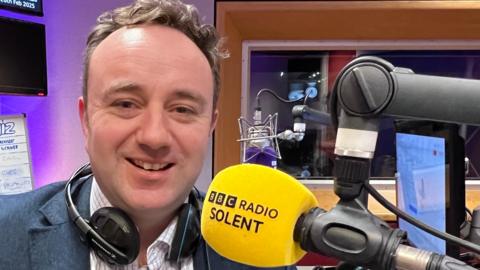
[127,158,175,171]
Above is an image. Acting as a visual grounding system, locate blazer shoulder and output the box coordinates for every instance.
[0,181,66,221]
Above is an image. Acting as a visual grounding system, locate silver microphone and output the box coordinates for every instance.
[238,110,281,168]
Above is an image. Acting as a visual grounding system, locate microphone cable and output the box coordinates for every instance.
[363,181,480,254]
[255,88,315,108]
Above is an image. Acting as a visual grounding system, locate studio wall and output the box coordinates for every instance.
[0,0,215,191]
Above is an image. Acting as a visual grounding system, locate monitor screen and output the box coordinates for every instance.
[0,0,43,16]
[0,16,47,96]
[396,132,446,254]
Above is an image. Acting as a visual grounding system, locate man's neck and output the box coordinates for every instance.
[134,211,177,266]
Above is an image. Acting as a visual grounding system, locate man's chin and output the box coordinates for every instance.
[123,192,181,213]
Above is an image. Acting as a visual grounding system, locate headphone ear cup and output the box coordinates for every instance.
[90,207,140,264]
[167,203,200,263]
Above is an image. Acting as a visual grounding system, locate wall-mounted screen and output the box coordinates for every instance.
[0,0,43,16]
[0,16,47,96]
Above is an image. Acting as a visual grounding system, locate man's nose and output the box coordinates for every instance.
[136,111,172,151]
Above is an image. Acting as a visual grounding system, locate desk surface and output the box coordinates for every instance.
[308,186,480,222]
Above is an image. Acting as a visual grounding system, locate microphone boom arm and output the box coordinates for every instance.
[333,56,480,200]
[296,56,480,269]
[277,105,332,142]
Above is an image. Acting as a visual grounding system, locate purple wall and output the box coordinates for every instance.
[0,0,214,190]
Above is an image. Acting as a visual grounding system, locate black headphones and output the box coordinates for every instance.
[64,163,201,265]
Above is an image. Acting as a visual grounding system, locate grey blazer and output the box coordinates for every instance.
[0,178,296,270]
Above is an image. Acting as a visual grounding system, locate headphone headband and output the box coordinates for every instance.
[64,163,137,265]
[64,163,201,265]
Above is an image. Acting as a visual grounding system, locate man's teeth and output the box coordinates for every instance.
[133,160,169,171]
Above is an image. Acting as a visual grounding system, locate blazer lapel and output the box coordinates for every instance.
[28,178,92,269]
[193,239,208,270]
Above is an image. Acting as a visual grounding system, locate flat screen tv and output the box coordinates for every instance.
[0,16,47,96]
[0,0,43,16]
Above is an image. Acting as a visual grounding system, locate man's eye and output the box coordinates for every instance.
[175,106,195,114]
[114,101,135,109]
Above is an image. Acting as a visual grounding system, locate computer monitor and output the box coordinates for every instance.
[395,121,465,258]
[0,16,47,96]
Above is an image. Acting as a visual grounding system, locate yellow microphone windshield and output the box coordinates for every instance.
[201,164,319,267]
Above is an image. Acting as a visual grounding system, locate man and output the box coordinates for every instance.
[0,0,296,269]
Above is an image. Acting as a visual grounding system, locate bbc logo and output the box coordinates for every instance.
[208,191,237,208]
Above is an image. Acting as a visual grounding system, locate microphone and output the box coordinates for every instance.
[394,244,477,270]
[238,108,281,168]
[201,164,477,269]
[295,206,477,270]
[200,163,319,267]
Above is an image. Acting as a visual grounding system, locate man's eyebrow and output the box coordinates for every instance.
[103,82,142,97]
[170,89,208,106]
[102,83,208,106]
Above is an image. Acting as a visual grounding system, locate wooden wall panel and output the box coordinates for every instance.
[214,1,480,173]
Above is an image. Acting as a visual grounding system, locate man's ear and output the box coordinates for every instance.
[210,109,218,135]
[78,96,89,139]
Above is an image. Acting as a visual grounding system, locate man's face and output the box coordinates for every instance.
[79,25,217,219]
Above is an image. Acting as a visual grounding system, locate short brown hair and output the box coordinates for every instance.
[82,0,226,107]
